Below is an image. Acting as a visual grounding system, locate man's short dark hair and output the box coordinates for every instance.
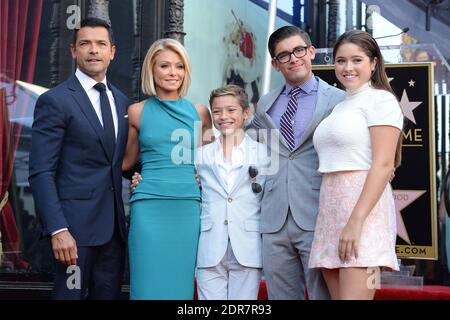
[268,26,312,58]
[72,17,114,46]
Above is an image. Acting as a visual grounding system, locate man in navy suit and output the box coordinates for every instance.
[29,17,130,299]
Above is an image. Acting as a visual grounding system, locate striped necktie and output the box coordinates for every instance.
[280,87,301,151]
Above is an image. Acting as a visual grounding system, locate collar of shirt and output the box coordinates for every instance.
[214,134,249,193]
[74,69,118,138]
[75,68,109,92]
[281,74,318,96]
[214,134,248,170]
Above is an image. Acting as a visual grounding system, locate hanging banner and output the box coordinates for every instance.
[313,63,437,259]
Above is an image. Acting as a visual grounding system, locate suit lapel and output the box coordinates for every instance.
[294,79,331,152]
[207,141,229,193]
[109,82,128,164]
[229,137,257,195]
[67,75,113,162]
[262,86,283,129]
[262,86,290,150]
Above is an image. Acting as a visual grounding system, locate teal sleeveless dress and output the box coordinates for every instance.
[128,96,201,300]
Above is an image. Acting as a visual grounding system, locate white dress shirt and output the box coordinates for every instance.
[75,68,119,138]
[214,136,246,193]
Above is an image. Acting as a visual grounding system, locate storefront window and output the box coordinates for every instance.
[1,0,49,277]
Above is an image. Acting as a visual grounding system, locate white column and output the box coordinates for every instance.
[261,0,277,95]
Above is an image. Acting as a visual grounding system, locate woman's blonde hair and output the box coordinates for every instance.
[141,38,192,97]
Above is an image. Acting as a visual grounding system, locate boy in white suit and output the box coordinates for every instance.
[195,85,270,300]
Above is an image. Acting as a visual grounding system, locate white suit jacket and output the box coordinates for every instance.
[195,135,270,268]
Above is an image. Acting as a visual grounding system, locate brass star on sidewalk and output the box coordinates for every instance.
[399,90,422,124]
[393,190,426,244]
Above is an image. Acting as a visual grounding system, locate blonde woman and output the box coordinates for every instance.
[122,38,212,300]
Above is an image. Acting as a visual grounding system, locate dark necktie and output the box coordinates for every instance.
[93,82,115,158]
[280,87,301,151]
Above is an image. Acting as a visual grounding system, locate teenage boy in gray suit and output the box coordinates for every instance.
[247,26,345,300]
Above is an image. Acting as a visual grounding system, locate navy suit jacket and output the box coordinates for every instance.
[29,75,131,246]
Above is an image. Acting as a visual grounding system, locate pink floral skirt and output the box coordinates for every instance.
[309,171,399,270]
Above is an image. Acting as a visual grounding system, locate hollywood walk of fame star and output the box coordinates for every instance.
[408,79,415,87]
[393,190,426,244]
[399,90,423,124]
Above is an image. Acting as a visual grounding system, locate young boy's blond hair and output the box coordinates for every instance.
[209,84,249,111]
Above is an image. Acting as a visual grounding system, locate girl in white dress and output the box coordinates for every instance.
[309,30,403,300]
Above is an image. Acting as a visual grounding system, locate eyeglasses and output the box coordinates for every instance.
[249,166,262,194]
[273,45,310,64]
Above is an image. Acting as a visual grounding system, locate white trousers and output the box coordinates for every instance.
[197,240,262,300]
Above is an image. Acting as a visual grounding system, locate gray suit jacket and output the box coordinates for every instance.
[247,77,345,233]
